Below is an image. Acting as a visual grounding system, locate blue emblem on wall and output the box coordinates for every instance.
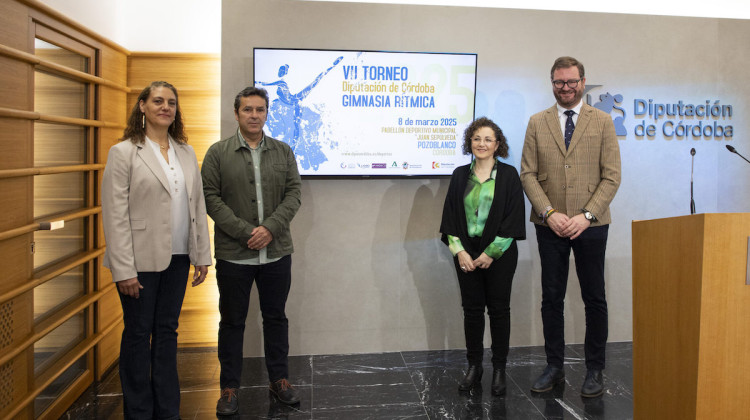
[586,86,627,136]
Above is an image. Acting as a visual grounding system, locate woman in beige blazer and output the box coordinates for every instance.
[101,81,211,420]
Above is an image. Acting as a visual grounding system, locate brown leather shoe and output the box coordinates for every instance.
[216,387,239,415]
[269,378,300,405]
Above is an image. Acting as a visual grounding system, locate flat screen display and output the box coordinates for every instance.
[253,48,477,176]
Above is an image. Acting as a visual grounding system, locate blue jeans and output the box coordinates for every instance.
[216,256,292,388]
[118,254,189,420]
[535,224,609,370]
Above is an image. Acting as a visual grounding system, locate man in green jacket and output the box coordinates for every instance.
[202,87,302,415]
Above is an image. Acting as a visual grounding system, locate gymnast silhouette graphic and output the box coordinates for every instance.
[256,57,344,170]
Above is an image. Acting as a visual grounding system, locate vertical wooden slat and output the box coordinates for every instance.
[96,285,123,378]
[95,45,127,378]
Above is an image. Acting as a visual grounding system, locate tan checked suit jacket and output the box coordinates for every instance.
[520,103,621,225]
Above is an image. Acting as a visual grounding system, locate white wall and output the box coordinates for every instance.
[38,0,749,53]
[38,0,750,356]
[223,0,750,356]
[305,0,750,19]
[39,0,222,53]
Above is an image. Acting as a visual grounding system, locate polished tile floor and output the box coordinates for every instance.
[62,342,633,419]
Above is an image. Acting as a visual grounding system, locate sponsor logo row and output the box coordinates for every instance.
[340,161,457,170]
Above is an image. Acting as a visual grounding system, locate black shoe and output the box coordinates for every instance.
[531,365,565,393]
[269,378,301,405]
[458,365,483,391]
[491,368,506,396]
[216,387,239,415]
[581,369,604,398]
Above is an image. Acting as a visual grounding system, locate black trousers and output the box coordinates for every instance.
[216,256,292,388]
[118,254,189,420]
[535,224,609,370]
[455,240,518,369]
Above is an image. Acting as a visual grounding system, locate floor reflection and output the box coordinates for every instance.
[63,342,633,419]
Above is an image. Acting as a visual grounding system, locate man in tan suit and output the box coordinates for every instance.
[520,56,621,398]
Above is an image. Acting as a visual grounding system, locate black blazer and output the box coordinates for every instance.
[440,161,526,258]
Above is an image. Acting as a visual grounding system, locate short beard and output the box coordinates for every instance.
[554,89,582,108]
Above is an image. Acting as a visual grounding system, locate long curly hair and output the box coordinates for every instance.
[461,117,509,159]
[120,81,187,144]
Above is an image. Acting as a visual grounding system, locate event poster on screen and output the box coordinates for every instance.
[253,48,477,176]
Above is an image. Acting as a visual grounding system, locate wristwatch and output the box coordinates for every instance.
[582,209,596,221]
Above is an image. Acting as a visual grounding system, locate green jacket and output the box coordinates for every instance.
[201,132,301,260]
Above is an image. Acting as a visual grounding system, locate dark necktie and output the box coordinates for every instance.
[564,110,575,149]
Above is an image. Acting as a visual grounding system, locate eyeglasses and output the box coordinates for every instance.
[471,138,496,145]
[552,78,582,89]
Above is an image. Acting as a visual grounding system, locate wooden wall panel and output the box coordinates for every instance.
[99,88,127,127]
[92,43,128,384]
[99,44,128,127]
[177,93,222,160]
[179,274,220,347]
[0,0,31,51]
[0,57,32,111]
[127,54,221,160]
[127,54,220,90]
[0,293,35,352]
[99,47,128,87]
[0,3,34,418]
[0,354,30,419]
[96,121,120,292]
[97,258,112,286]
[0,236,32,296]
[99,126,122,161]
[98,148,121,269]
[0,117,33,234]
[96,287,122,378]
[0,116,33,171]
[0,295,35,419]
[0,177,32,232]
[95,321,122,381]
[97,287,121,333]
[1,1,130,416]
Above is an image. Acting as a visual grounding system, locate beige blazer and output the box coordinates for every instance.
[101,140,212,282]
[520,103,621,225]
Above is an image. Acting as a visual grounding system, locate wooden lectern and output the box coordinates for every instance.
[632,213,750,419]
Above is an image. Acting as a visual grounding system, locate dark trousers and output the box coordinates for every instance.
[535,224,609,370]
[216,256,292,388]
[118,254,189,420]
[455,241,518,369]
